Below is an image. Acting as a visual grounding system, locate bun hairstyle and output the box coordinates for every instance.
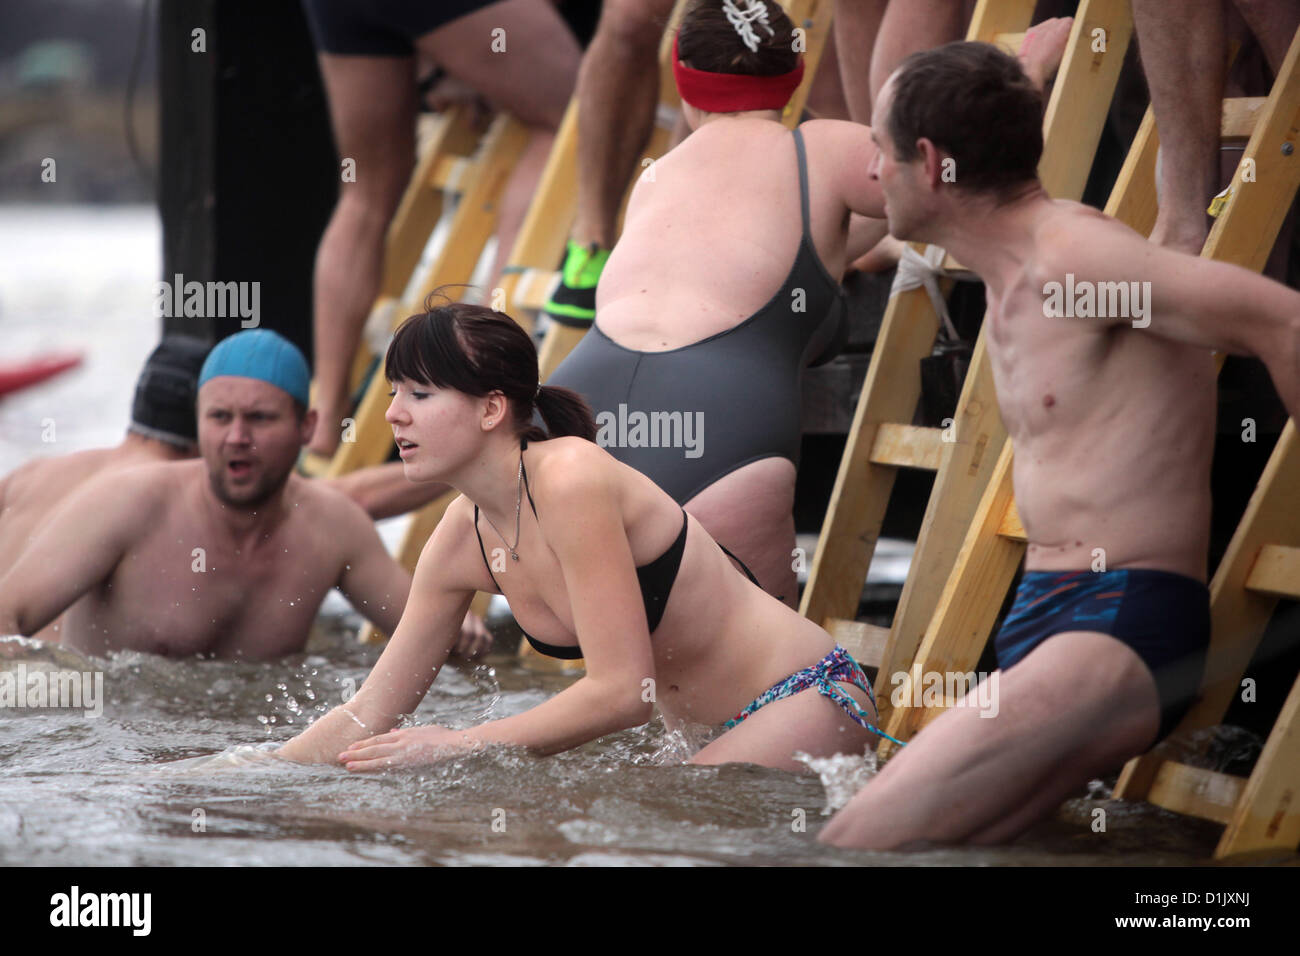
[385,290,597,443]
[677,0,798,76]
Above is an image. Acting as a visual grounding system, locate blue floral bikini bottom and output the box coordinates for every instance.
[724,644,907,748]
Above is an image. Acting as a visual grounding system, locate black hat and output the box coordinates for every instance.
[129,335,210,447]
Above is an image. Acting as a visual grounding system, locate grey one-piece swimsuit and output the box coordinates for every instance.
[546,125,849,505]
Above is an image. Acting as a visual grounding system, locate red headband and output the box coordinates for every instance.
[672,34,804,113]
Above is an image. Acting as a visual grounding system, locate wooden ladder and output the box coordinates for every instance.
[799,0,1133,692]
[315,105,533,481]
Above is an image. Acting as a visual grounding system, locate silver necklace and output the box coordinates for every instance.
[481,445,524,561]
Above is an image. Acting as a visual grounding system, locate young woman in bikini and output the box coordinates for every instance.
[278,300,895,773]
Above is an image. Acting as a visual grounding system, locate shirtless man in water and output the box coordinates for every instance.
[0,335,488,654]
[0,330,485,660]
[820,42,1300,848]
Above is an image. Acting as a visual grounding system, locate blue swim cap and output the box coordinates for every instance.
[198,329,310,407]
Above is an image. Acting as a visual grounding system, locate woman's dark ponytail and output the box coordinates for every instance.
[531,384,596,443]
[385,290,597,442]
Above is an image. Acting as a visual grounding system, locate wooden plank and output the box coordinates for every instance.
[408,115,533,307]
[1245,543,1300,598]
[1146,762,1245,827]
[997,499,1027,541]
[966,0,1037,43]
[1037,0,1134,200]
[1102,106,1159,235]
[512,268,558,311]
[801,287,940,631]
[1216,669,1300,856]
[873,335,1006,716]
[497,99,580,333]
[824,619,890,670]
[880,441,1024,754]
[1222,96,1267,141]
[347,295,401,395]
[379,109,461,299]
[430,156,472,192]
[394,491,458,572]
[326,114,532,479]
[1202,26,1300,269]
[779,0,834,125]
[325,363,403,479]
[348,107,480,395]
[992,31,1026,54]
[868,424,945,471]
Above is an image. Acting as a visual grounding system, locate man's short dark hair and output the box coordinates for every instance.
[887,41,1043,198]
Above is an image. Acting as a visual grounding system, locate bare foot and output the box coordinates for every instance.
[1018,16,1073,90]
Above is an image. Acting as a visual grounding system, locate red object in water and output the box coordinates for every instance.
[0,353,83,398]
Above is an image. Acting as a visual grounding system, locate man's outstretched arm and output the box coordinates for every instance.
[0,467,151,635]
[1039,215,1300,422]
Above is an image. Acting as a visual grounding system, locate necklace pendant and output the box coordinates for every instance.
[510,550,520,562]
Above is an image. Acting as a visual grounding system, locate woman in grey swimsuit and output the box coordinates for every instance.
[545,0,888,605]
[278,300,891,772]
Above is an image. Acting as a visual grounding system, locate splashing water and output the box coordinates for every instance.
[794,749,878,813]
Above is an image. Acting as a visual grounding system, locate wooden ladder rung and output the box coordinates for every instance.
[868,424,946,471]
[1243,543,1300,598]
[513,268,560,311]
[992,31,1026,53]
[997,500,1027,542]
[1146,761,1247,826]
[430,156,474,193]
[1222,96,1268,141]
[824,619,891,670]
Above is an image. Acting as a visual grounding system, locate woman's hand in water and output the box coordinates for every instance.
[338,725,476,771]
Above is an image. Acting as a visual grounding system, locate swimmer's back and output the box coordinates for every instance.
[598,118,876,346]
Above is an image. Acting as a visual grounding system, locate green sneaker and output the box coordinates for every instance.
[543,240,610,327]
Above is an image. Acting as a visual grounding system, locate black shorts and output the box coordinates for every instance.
[302,0,501,56]
[995,568,1211,744]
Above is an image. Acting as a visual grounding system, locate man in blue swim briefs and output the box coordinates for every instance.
[820,41,1300,848]
[0,330,484,660]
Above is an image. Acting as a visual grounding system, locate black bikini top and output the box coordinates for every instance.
[471,439,758,660]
